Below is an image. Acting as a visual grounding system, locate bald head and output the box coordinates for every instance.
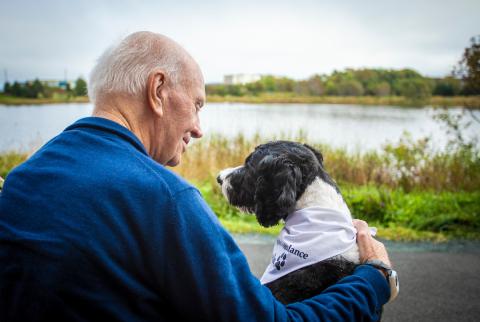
[88,31,202,103]
[89,32,205,166]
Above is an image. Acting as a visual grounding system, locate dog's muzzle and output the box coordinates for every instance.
[217,166,242,184]
[217,166,243,200]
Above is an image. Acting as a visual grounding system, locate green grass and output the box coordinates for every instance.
[196,180,480,242]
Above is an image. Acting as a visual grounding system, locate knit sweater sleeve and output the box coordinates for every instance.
[159,188,389,321]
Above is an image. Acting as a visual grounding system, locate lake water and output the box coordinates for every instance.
[0,102,479,152]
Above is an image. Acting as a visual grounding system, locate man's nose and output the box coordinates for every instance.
[192,116,203,139]
[192,127,203,139]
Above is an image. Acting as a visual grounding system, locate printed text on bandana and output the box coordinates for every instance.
[276,239,309,259]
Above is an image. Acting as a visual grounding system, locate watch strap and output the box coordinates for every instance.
[364,259,391,273]
[363,259,399,303]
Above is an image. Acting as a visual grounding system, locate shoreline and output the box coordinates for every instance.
[0,95,89,106]
[1,94,479,108]
[206,94,480,108]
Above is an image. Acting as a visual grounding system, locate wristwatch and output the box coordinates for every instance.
[364,259,399,303]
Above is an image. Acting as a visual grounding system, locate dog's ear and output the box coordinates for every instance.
[303,144,324,166]
[303,143,340,193]
[254,155,302,227]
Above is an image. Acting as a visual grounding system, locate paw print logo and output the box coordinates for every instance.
[274,253,287,271]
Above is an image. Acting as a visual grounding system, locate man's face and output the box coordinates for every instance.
[160,73,205,167]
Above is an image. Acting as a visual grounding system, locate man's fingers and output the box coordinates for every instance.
[353,219,368,232]
[354,219,392,267]
[356,232,375,263]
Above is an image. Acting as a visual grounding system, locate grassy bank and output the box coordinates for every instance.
[207,93,480,108]
[2,93,480,108]
[1,130,479,242]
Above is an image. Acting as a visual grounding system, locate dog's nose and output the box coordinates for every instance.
[216,175,223,185]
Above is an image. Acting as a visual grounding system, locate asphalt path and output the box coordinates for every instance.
[234,235,480,322]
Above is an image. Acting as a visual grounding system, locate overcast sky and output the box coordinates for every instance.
[1,0,479,84]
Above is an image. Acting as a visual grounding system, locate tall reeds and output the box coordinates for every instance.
[1,131,478,240]
[1,130,478,193]
[0,152,29,178]
[174,132,480,193]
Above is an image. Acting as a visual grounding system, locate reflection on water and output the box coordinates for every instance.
[0,102,478,152]
[200,103,479,151]
[0,103,94,152]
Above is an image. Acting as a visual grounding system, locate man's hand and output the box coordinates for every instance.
[353,219,391,268]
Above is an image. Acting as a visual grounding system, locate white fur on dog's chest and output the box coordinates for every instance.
[296,177,360,264]
[296,177,350,214]
[295,177,360,264]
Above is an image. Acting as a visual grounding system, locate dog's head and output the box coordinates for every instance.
[217,141,338,227]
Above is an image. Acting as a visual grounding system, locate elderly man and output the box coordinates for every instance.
[0,31,392,321]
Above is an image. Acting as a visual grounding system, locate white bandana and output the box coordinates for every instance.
[260,206,377,285]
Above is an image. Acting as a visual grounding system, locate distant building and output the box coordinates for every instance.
[224,74,261,85]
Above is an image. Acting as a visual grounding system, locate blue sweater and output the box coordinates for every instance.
[0,117,389,321]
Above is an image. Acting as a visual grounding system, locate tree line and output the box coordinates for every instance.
[207,36,479,100]
[206,67,477,100]
[2,77,87,98]
[207,69,463,100]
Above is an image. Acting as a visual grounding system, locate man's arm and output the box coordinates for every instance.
[157,188,389,321]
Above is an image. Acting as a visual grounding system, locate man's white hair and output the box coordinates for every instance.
[88,31,187,102]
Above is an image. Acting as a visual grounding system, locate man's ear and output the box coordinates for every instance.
[147,70,166,117]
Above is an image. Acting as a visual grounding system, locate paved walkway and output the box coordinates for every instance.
[235,236,480,322]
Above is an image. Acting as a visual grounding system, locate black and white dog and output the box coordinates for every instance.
[217,141,364,304]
